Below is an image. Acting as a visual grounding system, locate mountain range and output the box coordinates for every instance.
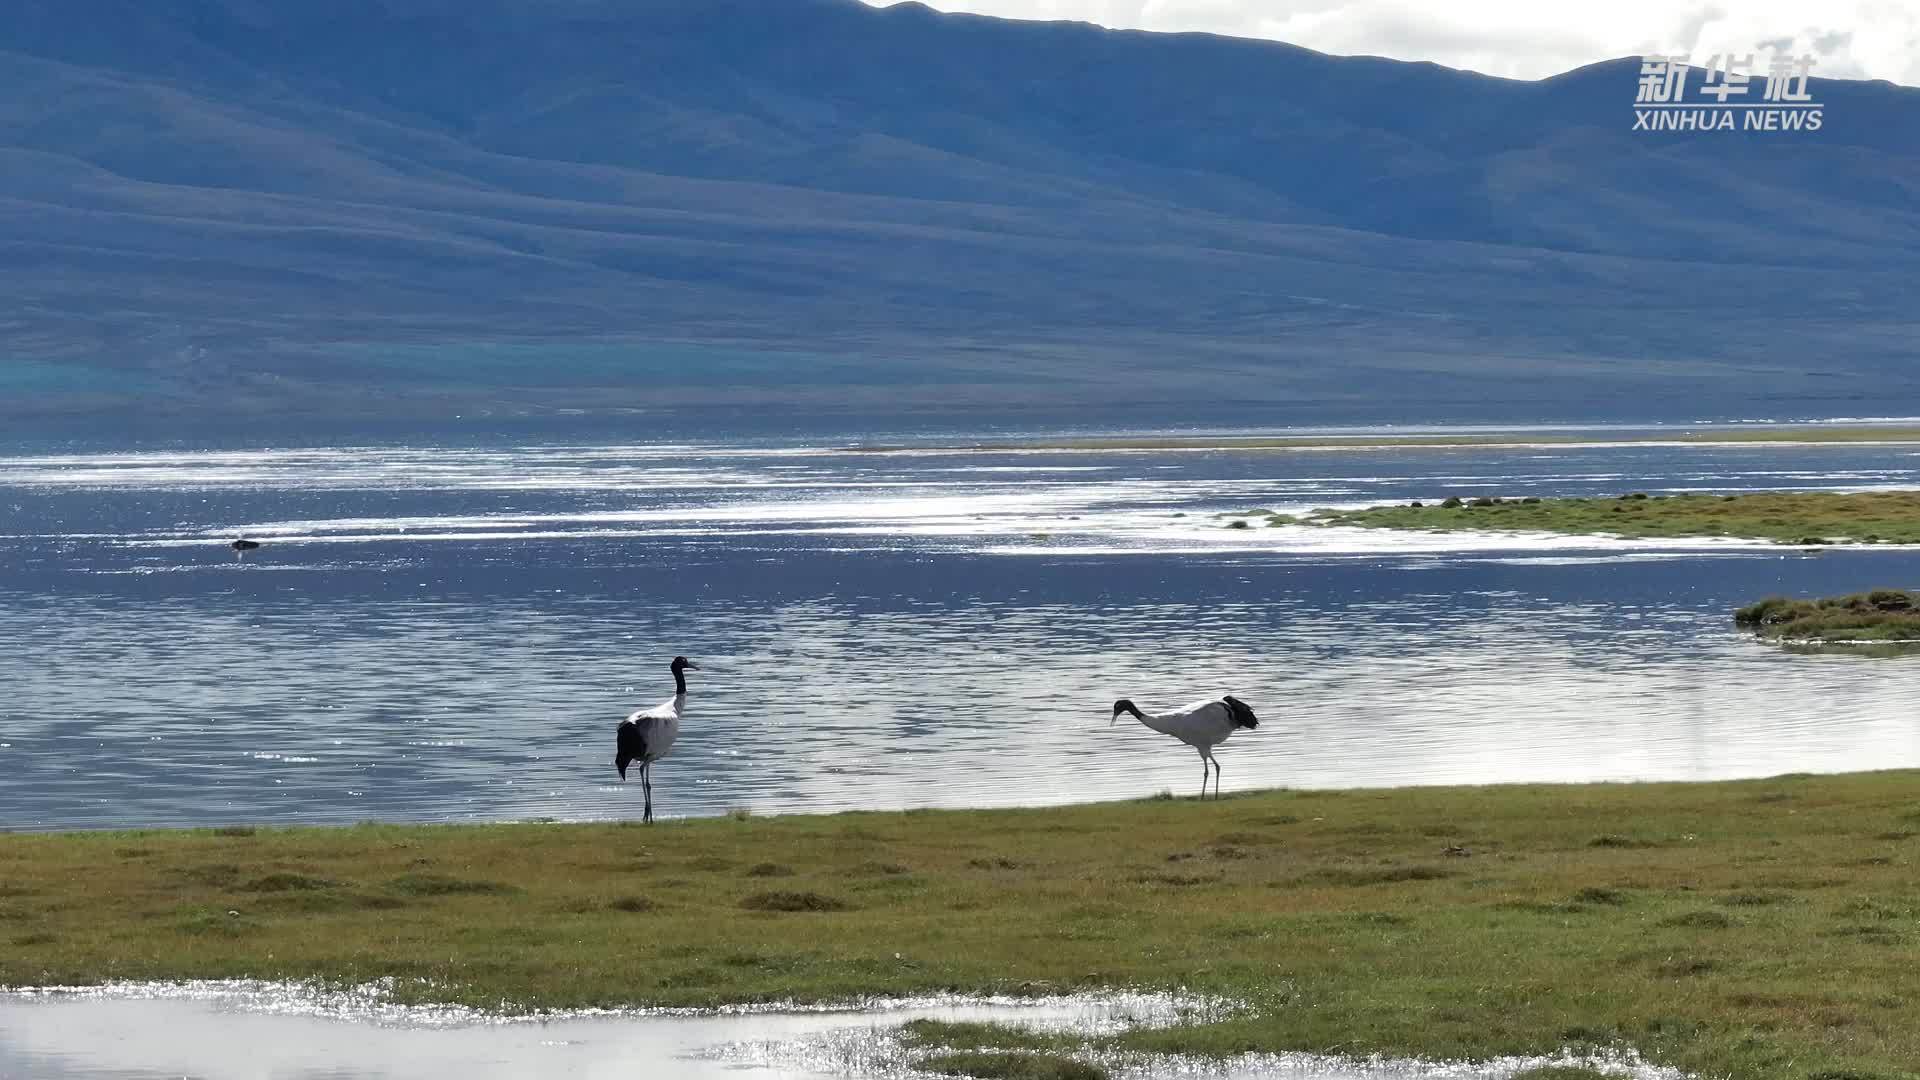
[3,0,1918,421]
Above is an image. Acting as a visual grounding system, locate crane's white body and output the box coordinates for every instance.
[1114,693,1258,799]
[620,694,683,765]
[616,657,695,823]
[1130,698,1244,749]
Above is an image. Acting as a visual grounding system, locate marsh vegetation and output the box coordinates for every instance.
[1278,491,1920,545]
[1735,590,1920,643]
[5,774,1920,1079]
[848,428,1920,454]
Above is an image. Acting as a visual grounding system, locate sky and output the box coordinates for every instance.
[866,1,1920,87]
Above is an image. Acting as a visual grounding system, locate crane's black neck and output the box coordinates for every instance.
[672,668,687,695]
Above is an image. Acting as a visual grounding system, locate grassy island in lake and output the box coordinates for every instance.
[841,426,1920,454]
[1295,490,1920,546]
[6,774,1920,1079]
[1736,590,1920,643]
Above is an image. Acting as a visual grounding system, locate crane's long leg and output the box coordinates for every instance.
[1198,749,1210,800]
[642,762,653,824]
[1213,756,1222,800]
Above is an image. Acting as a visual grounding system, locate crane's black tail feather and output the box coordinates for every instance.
[615,720,648,779]
[1222,695,1259,729]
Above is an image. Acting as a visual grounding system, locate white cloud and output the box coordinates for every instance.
[870,0,1920,86]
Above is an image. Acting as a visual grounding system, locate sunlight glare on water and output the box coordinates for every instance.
[4,431,1920,829]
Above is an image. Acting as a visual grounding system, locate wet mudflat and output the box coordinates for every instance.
[0,983,1674,1080]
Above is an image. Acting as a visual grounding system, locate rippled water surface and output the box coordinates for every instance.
[5,428,1920,829]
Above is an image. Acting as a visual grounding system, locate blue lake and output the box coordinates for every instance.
[4,426,1919,830]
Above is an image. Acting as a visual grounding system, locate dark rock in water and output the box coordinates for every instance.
[230,539,262,551]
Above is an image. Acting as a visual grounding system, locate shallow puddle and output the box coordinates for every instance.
[0,981,1680,1080]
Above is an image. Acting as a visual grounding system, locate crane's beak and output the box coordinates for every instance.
[685,662,700,670]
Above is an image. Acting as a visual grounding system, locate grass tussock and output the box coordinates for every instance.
[1734,590,1920,643]
[902,1020,1078,1053]
[1310,490,1920,546]
[918,1051,1108,1080]
[1587,834,1660,849]
[239,873,337,893]
[1306,863,1454,886]
[739,889,851,912]
[1718,891,1795,907]
[4,776,1920,1078]
[1659,910,1736,929]
[384,873,516,897]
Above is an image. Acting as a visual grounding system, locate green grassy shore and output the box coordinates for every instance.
[6,775,1920,1079]
[1286,491,1920,546]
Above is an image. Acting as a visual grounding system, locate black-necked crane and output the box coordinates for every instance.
[616,656,696,823]
[1112,693,1258,799]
